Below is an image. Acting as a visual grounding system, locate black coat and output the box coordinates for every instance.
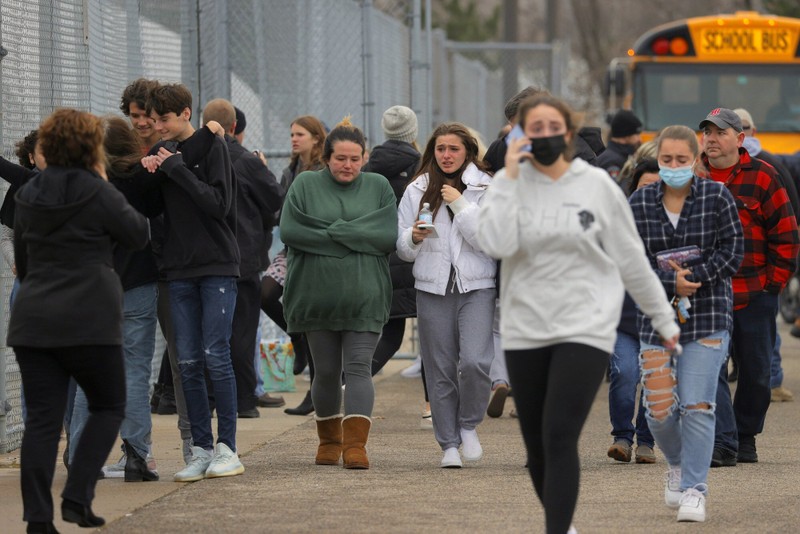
[0,157,38,228]
[226,136,284,275]
[157,133,240,280]
[363,140,420,318]
[596,140,637,181]
[9,166,149,347]
[483,129,602,174]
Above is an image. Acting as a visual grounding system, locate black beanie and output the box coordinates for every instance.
[610,110,642,138]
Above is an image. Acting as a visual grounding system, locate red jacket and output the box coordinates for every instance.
[704,148,799,309]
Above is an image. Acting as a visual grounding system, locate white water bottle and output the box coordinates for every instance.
[419,202,433,225]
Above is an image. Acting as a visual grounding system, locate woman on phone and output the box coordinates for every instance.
[478,95,680,534]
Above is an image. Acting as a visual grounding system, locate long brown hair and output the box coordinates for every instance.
[290,115,326,172]
[415,122,489,219]
[103,115,144,179]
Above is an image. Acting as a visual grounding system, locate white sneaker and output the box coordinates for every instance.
[100,452,126,479]
[420,402,433,430]
[460,428,483,462]
[205,442,244,478]
[677,486,707,522]
[664,466,682,509]
[440,447,462,468]
[174,446,213,482]
[400,356,422,378]
[567,526,578,534]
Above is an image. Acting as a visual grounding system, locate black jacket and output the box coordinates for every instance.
[363,140,420,318]
[483,129,602,174]
[157,132,240,280]
[0,157,38,228]
[595,140,637,181]
[226,136,284,275]
[109,164,165,291]
[8,166,149,347]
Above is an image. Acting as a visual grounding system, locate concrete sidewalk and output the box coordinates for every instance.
[2,324,800,533]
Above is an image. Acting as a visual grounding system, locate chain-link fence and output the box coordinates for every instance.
[0,0,563,453]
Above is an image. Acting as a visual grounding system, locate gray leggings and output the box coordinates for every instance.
[306,330,380,418]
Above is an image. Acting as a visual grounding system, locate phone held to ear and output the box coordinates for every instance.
[505,124,531,153]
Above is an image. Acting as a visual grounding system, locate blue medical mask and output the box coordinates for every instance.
[658,165,694,188]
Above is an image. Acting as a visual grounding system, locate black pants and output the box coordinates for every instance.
[370,317,429,401]
[15,345,125,522]
[230,272,261,411]
[505,343,608,534]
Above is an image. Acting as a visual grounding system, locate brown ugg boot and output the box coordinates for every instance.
[342,415,371,469]
[315,414,343,465]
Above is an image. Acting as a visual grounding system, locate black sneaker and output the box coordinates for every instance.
[238,407,261,419]
[710,447,737,467]
[737,435,758,463]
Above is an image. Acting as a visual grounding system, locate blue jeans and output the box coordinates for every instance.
[609,331,653,447]
[770,332,783,389]
[70,283,158,461]
[169,276,238,452]
[715,292,777,453]
[640,331,729,492]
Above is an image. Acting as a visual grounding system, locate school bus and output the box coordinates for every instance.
[606,11,800,154]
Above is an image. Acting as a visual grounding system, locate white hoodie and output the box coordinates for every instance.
[396,163,496,295]
[477,158,679,354]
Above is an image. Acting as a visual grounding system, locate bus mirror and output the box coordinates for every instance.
[605,65,626,98]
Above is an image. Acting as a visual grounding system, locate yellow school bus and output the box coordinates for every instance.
[607,11,800,154]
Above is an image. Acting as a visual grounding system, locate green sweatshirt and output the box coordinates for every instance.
[280,167,397,333]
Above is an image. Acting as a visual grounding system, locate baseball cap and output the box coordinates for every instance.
[699,108,743,132]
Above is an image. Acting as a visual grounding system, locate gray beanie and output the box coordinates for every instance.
[381,105,418,144]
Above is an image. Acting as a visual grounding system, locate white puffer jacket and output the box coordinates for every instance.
[396,163,496,295]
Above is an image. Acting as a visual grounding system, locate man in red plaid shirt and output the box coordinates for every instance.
[700,107,799,467]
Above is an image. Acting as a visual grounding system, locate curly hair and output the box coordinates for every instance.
[38,109,104,170]
[14,130,39,169]
[120,78,159,116]
[416,122,490,219]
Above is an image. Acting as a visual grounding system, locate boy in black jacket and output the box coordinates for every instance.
[146,83,244,482]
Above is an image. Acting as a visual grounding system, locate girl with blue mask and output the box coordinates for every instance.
[628,124,744,524]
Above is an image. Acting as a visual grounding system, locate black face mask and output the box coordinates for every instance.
[530,135,567,166]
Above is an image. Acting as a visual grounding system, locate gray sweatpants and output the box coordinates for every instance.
[417,287,495,450]
[306,330,380,418]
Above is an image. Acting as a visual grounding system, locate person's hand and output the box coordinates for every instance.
[141,155,160,173]
[669,259,701,297]
[206,120,225,137]
[11,263,16,276]
[411,220,432,244]
[254,150,268,167]
[661,333,681,352]
[503,136,534,179]
[441,184,461,203]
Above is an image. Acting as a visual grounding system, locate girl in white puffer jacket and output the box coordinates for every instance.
[396,122,496,468]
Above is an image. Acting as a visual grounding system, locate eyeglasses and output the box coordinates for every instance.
[742,125,752,131]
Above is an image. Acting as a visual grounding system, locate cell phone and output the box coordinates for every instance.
[505,124,531,152]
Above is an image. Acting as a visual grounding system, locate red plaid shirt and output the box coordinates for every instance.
[704,148,799,309]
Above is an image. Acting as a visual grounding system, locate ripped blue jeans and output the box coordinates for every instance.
[639,330,729,492]
[169,276,238,452]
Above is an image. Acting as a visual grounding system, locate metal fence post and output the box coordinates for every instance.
[361,0,376,145]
